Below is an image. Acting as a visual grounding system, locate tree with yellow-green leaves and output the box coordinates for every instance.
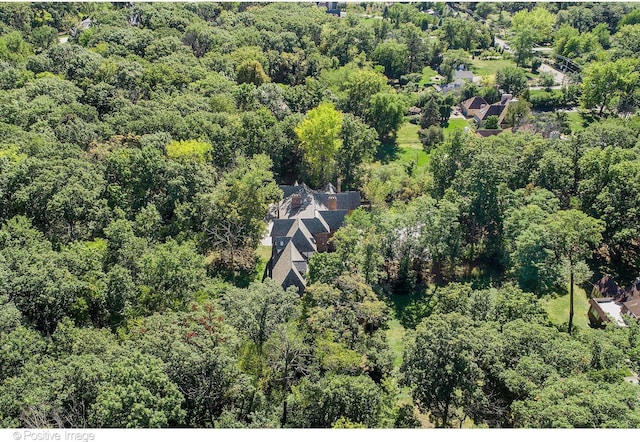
[165,139,212,162]
[295,102,343,188]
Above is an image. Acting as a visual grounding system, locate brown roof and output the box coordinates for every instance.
[476,129,503,138]
[589,298,612,325]
[461,96,488,111]
[627,277,640,299]
[475,103,507,121]
[594,275,625,300]
[623,298,640,319]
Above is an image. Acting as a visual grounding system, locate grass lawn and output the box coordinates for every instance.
[419,66,439,86]
[254,245,272,282]
[471,58,516,77]
[566,111,588,134]
[386,318,406,370]
[394,121,429,167]
[443,118,470,138]
[539,284,590,331]
[529,89,548,98]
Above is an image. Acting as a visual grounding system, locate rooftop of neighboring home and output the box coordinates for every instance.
[454,70,475,82]
[588,275,640,327]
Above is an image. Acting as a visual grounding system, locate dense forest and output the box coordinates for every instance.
[2,1,640,429]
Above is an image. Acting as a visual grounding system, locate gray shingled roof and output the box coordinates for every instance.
[273,236,291,253]
[268,184,361,292]
[272,219,295,238]
[270,241,306,292]
[313,192,361,211]
[454,70,474,81]
[302,218,330,235]
[317,210,348,231]
[279,184,312,199]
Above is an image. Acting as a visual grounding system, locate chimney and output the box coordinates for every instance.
[337,177,342,193]
[291,193,302,209]
[328,195,337,211]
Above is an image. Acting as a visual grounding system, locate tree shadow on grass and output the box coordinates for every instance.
[578,111,596,127]
[376,142,401,164]
[381,283,437,329]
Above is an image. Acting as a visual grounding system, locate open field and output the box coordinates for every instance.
[419,66,439,86]
[540,285,590,330]
[394,121,430,166]
[443,118,471,138]
[471,58,515,77]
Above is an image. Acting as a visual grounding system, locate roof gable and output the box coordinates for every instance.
[462,96,488,110]
[317,210,349,231]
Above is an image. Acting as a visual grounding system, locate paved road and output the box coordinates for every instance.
[538,62,567,86]
[494,36,511,53]
[494,36,567,86]
[529,85,562,91]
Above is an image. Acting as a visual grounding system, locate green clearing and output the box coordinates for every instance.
[566,111,588,134]
[419,66,439,86]
[471,58,516,77]
[394,121,430,166]
[443,118,470,138]
[254,244,272,282]
[386,318,406,370]
[539,285,590,330]
[528,89,547,98]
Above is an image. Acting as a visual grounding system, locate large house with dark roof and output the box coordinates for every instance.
[472,94,517,128]
[264,183,361,292]
[460,96,488,118]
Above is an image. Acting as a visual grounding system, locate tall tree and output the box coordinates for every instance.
[546,210,605,334]
[200,154,282,277]
[401,313,486,427]
[365,92,406,143]
[495,66,529,97]
[295,102,343,187]
[580,58,639,117]
[335,114,378,190]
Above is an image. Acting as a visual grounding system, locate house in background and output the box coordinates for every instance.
[434,80,466,95]
[434,66,478,95]
[265,182,360,292]
[588,275,640,327]
[453,69,475,83]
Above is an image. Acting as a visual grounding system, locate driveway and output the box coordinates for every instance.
[538,63,567,85]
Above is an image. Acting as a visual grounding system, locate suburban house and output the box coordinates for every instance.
[264,182,361,292]
[460,96,489,117]
[454,69,475,83]
[588,275,640,327]
[473,93,517,128]
[434,79,466,94]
